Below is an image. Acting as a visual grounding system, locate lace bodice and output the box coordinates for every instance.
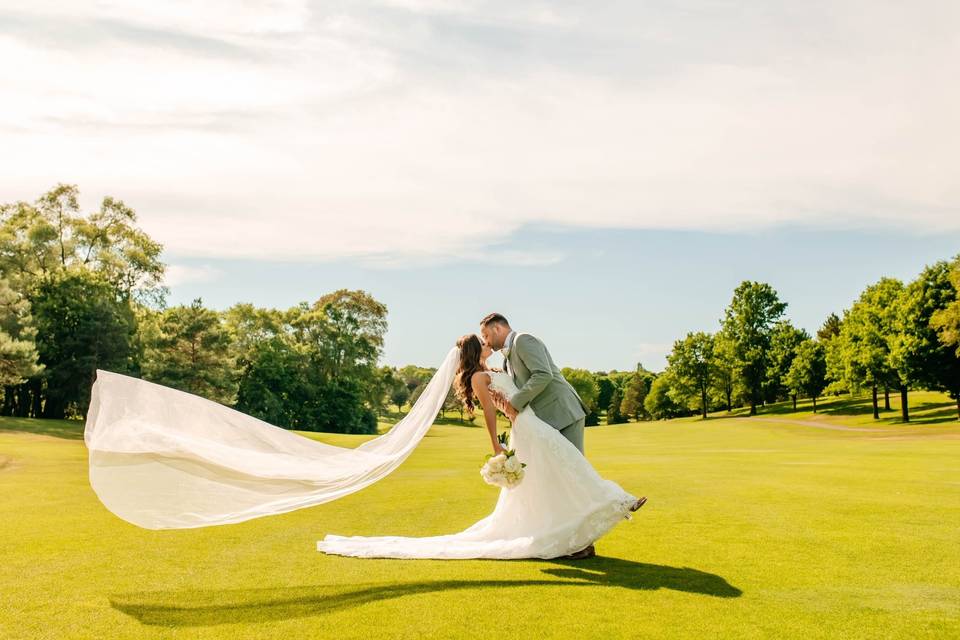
[487,370,519,399]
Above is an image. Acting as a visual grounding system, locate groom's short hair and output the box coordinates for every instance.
[480,312,510,328]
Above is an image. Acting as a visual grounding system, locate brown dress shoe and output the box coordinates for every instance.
[561,544,596,560]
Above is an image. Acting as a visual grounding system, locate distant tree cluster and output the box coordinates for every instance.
[565,366,657,426]
[647,256,960,422]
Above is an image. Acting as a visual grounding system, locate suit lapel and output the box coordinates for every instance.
[507,332,524,384]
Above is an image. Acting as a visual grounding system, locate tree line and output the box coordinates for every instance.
[0,185,393,434]
[3,185,957,431]
[630,262,960,422]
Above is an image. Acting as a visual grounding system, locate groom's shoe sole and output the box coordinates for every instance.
[561,545,596,560]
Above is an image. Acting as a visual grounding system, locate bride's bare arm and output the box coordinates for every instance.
[471,372,506,455]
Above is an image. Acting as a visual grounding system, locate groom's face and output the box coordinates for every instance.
[480,324,506,351]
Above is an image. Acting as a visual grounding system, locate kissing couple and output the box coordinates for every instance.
[318,312,647,560]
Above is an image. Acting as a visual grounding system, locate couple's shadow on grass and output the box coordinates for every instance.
[110,556,742,627]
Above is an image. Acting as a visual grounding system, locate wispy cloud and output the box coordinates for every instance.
[163,264,223,287]
[2,1,958,264]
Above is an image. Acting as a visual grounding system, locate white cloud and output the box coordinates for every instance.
[1,1,957,264]
[163,264,223,286]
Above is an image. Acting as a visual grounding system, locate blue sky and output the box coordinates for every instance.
[163,226,960,371]
[2,1,957,370]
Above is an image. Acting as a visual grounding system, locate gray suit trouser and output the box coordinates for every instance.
[558,416,585,455]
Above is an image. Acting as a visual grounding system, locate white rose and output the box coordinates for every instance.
[504,456,521,473]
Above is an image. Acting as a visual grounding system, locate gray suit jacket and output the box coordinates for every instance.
[505,332,586,430]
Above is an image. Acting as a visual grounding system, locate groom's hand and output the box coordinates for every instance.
[489,389,508,411]
[503,403,518,422]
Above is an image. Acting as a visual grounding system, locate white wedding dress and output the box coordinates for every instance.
[316,370,639,559]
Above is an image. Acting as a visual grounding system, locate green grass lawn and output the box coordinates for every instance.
[2,404,958,639]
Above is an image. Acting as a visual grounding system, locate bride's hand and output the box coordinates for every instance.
[492,442,507,456]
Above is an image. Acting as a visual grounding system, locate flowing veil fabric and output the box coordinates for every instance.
[83,347,460,530]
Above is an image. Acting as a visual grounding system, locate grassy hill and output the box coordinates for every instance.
[1,406,958,639]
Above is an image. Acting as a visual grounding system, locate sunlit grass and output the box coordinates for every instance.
[1,406,958,639]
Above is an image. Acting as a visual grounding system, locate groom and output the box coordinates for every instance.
[479,313,588,454]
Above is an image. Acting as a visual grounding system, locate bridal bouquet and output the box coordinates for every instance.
[480,432,526,489]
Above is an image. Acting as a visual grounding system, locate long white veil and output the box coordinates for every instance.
[83,347,460,530]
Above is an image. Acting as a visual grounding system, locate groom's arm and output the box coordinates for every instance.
[509,334,553,412]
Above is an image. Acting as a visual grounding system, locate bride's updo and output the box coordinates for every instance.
[455,334,484,411]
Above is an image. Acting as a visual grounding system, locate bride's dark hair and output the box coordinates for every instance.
[455,334,484,411]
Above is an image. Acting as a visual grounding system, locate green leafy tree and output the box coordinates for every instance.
[367,366,399,417]
[0,278,43,389]
[667,332,715,419]
[223,303,287,369]
[291,289,387,384]
[931,257,960,356]
[292,289,387,433]
[820,312,850,397]
[644,371,686,419]
[620,372,649,421]
[234,335,310,429]
[562,367,600,425]
[785,340,828,412]
[0,185,167,417]
[226,303,309,429]
[142,298,238,404]
[890,260,960,421]
[606,386,626,424]
[721,281,787,415]
[310,375,378,434]
[765,321,809,405]
[817,313,842,341]
[836,278,904,420]
[596,376,616,414]
[605,370,634,390]
[441,385,463,420]
[408,380,429,407]
[31,271,135,418]
[711,329,738,411]
[231,291,387,434]
[389,374,411,412]
[398,365,434,396]
[0,184,166,306]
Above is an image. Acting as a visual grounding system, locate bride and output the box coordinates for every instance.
[316,334,646,560]
[84,333,646,560]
